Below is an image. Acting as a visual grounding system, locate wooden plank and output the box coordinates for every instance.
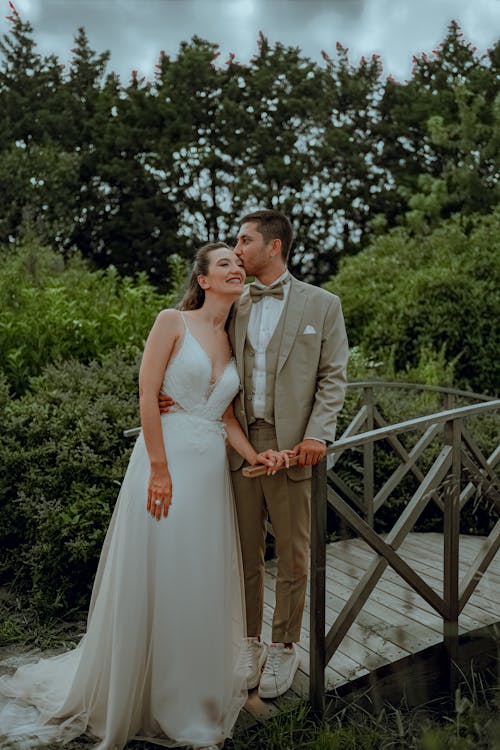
[324,549,447,632]
[281,568,412,665]
[327,489,446,616]
[393,536,500,608]
[341,538,498,626]
[266,563,434,661]
[400,534,500,584]
[323,564,447,647]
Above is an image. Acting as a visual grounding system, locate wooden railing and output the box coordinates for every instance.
[309,386,500,711]
[124,381,499,711]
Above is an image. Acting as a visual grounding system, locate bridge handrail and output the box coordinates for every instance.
[309,396,500,712]
[327,399,500,453]
[347,380,496,402]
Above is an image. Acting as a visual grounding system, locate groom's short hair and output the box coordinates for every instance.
[239,209,293,262]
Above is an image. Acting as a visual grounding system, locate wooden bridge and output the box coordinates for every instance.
[242,382,500,721]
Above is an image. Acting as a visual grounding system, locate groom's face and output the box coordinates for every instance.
[234,221,273,276]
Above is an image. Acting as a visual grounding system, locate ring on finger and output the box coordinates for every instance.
[155,499,162,506]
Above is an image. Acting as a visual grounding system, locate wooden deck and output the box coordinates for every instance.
[243,532,500,722]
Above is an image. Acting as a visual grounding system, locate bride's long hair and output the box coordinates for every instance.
[178,242,233,311]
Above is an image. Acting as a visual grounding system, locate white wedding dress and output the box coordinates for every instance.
[0,314,247,749]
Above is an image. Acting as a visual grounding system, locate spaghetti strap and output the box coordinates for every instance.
[178,310,188,330]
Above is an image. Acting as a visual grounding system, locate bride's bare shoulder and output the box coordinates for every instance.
[154,308,185,331]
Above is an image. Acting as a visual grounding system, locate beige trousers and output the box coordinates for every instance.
[231,422,311,643]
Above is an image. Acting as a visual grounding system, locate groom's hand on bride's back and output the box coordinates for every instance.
[158,393,175,413]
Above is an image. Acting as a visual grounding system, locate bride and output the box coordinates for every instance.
[0,242,291,750]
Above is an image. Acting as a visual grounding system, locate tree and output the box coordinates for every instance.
[310,44,389,279]
[378,22,500,231]
[326,208,500,395]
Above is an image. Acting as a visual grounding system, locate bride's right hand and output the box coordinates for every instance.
[147,464,172,521]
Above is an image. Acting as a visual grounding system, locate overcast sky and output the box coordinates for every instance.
[1,0,499,84]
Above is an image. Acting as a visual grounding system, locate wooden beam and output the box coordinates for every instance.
[327,490,446,616]
[460,444,500,510]
[328,472,365,512]
[363,387,375,526]
[329,405,368,467]
[461,451,500,512]
[328,400,500,454]
[443,419,461,648]
[310,460,327,713]
[459,519,500,611]
[372,421,442,512]
[325,446,452,662]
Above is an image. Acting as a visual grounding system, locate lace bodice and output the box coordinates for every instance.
[160,315,240,423]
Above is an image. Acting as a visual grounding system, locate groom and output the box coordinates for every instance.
[229,210,348,699]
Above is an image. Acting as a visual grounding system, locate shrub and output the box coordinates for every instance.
[0,240,180,395]
[327,209,500,395]
[0,350,142,616]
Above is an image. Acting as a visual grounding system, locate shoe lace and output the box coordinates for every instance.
[262,647,282,675]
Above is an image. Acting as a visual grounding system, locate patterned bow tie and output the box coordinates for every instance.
[249,281,286,303]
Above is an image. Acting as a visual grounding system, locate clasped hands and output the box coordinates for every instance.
[252,439,327,474]
[157,393,326,474]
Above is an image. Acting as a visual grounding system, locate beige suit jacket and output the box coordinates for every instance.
[228,275,349,479]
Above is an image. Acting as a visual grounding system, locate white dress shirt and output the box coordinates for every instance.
[247,271,290,419]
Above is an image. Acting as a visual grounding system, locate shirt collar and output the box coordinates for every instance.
[253,270,290,290]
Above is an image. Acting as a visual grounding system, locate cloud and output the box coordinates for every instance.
[0,0,497,83]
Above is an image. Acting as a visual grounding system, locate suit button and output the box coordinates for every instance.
[247,395,253,401]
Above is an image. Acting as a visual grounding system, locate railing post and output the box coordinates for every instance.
[363,386,374,527]
[443,417,461,686]
[310,459,327,713]
[443,391,455,412]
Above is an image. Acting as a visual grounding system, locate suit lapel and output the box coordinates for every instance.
[234,292,252,383]
[277,277,306,374]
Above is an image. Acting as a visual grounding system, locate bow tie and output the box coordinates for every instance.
[249,281,286,303]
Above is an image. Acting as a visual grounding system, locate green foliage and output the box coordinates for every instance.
[327,209,500,395]
[0,241,179,394]
[0,351,141,617]
[228,689,500,750]
[1,11,498,283]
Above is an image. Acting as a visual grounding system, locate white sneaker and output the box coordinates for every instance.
[258,643,299,699]
[240,636,268,689]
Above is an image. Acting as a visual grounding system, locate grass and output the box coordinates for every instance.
[2,678,498,749]
[1,594,499,749]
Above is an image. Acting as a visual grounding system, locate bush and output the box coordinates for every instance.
[0,240,180,395]
[0,350,142,616]
[327,209,500,395]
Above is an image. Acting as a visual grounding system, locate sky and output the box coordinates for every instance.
[0,0,499,85]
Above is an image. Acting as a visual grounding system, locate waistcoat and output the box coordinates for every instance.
[243,297,289,425]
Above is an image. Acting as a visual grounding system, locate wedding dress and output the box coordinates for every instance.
[0,313,247,749]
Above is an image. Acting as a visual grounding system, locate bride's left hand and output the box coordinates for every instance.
[255,449,296,475]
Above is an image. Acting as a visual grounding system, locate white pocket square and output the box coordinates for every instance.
[303,324,316,334]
